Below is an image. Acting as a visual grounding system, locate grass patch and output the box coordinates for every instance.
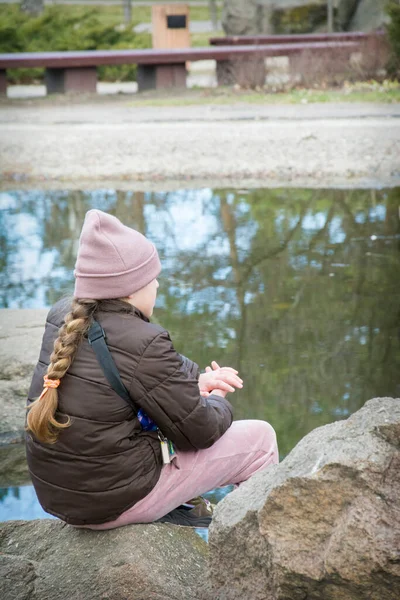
[126,80,400,107]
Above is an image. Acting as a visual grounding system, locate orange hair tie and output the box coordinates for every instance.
[43,375,61,389]
[38,375,61,400]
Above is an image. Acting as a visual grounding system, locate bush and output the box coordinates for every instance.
[0,6,151,83]
[271,5,328,34]
[386,0,400,77]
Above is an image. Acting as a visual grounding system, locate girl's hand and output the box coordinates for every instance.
[198,361,243,397]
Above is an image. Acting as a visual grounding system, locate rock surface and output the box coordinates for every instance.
[0,309,47,445]
[221,0,260,35]
[205,397,400,600]
[222,0,388,35]
[0,519,208,600]
[336,0,360,31]
[222,0,326,35]
[0,443,29,487]
[349,0,389,32]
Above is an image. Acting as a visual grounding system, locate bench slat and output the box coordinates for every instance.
[0,42,358,69]
[209,32,385,46]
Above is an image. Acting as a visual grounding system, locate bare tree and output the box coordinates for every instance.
[20,0,44,17]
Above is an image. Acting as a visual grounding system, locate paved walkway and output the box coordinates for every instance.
[6,82,140,100]
[1,99,399,189]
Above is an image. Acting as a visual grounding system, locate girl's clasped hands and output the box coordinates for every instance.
[198,361,243,398]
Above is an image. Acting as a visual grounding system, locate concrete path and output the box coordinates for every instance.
[7,82,139,100]
[0,99,399,190]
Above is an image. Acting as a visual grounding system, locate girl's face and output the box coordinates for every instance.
[126,278,159,318]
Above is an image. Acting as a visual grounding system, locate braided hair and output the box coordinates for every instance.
[26,298,100,444]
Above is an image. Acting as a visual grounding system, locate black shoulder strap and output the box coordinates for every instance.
[87,319,137,414]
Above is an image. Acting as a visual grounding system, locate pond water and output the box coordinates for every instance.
[1,186,400,535]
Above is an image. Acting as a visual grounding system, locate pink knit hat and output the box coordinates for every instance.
[74,209,161,299]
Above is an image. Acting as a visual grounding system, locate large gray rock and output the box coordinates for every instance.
[0,443,29,487]
[0,519,208,600]
[336,0,359,30]
[222,0,329,35]
[205,397,400,600]
[0,309,47,445]
[349,0,389,32]
[222,0,261,35]
[0,309,53,484]
[222,0,388,35]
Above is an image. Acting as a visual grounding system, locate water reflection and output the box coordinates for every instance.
[0,482,230,536]
[0,485,56,521]
[1,187,400,458]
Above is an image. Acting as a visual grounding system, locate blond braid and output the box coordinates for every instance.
[26,298,99,444]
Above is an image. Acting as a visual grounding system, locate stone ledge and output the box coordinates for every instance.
[0,309,47,445]
[0,519,208,600]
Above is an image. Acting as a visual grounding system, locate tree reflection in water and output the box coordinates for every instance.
[1,187,399,456]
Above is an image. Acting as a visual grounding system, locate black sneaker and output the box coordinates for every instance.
[156,496,214,528]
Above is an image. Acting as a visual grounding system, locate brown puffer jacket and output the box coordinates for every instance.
[26,298,233,525]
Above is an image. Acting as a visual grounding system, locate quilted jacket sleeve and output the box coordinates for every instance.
[177,353,200,380]
[129,330,233,451]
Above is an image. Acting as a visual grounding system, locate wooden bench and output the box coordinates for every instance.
[208,32,387,86]
[0,41,358,95]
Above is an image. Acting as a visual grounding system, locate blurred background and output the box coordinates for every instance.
[0,0,399,96]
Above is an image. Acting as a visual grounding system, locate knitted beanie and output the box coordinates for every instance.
[74,209,161,299]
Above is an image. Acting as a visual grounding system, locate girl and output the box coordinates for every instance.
[25,209,279,529]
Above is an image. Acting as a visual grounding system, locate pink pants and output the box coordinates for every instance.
[82,420,278,530]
